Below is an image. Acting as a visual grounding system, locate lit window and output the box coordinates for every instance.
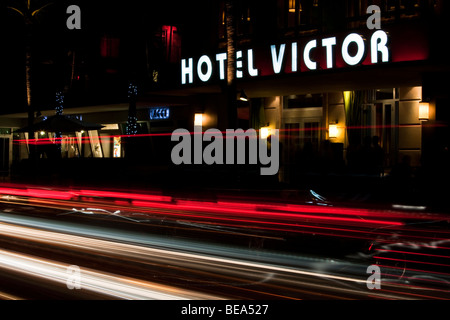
[100,36,120,58]
[289,0,300,12]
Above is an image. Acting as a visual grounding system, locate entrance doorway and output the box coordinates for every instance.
[363,99,398,171]
[0,137,10,176]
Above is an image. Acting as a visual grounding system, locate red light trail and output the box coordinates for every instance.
[0,183,449,299]
[12,123,448,146]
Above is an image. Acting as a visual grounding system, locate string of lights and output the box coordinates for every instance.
[126,83,138,135]
[55,91,64,116]
[55,91,64,151]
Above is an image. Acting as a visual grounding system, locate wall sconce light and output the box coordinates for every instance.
[418,101,430,121]
[239,90,248,102]
[194,113,203,126]
[260,126,271,140]
[329,123,338,139]
[289,0,296,12]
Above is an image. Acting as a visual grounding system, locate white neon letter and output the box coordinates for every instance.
[322,37,337,69]
[342,33,365,66]
[236,50,243,78]
[371,30,389,63]
[291,42,298,72]
[247,49,259,77]
[216,53,227,80]
[197,55,213,82]
[271,44,286,74]
[181,58,193,84]
[303,40,317,70]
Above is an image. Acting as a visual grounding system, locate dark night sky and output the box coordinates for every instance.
[1,0,216,115]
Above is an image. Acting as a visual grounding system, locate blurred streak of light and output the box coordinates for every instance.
[12,123,448,146]
[0,184,427,225]
[0,185,448,250]
[375,248,450,259]
[0,186,170,203]
[392,204,426,211]
[5,184,450,245]
[379,271,450,288]
[377,263,450,278]
[0,220,366,285]
[0,217,442,300]
[0,185,412,238]
[374,255,450,268]
[0,248,222,300]
[1,213,450,299]
[1,184,449,299]
[2,199,410,242]
[0,291,22,300]
[77,189,172,202]
[0,222,396,299]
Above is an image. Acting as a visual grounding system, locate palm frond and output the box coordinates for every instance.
[31,2,54,17]
[7,6,25,17]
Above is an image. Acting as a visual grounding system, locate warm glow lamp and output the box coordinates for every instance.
[289,0,296,12]
[418,101,429,121]
[194,113,203,126]
[329,124,338,138]
[260,126,271,139]
[239,90,248,102]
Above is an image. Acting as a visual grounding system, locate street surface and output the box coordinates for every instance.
[0,184,449,300]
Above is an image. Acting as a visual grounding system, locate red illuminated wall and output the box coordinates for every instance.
[162,25,182,64]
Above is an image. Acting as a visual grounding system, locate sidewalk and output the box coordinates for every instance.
[8,158,449,213]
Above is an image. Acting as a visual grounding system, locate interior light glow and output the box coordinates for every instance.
[194,113,203,127]
[289,0,296,12]
[329,124,338,138]
[260,127,271,140]
[419,101,429,121]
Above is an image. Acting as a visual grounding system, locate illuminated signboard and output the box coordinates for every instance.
[149,107,170,120]
[180,23,430,86]
[181,30,390,85]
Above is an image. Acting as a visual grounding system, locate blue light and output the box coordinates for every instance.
[149,107,170,120]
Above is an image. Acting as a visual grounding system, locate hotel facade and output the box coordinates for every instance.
[1,0,449,185]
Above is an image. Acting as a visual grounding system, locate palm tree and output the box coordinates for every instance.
[225,0,238,129]
[7,0,54,131]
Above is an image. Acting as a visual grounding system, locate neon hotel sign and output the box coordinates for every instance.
[181,30,390,84]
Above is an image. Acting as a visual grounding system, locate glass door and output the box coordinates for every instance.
[382,101,398,169]
[0,138,10,176]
